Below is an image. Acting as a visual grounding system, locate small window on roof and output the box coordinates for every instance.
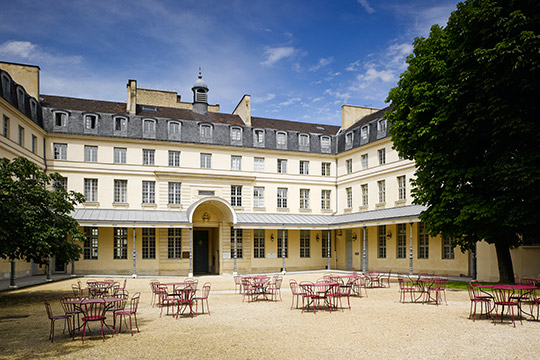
[114,116,128,136]
[253,129,265,147]
[299,134,310,151]
[143,118,156,138]
[142,105,157,111]
[276,131,287,149]
[54,111,68,128]
[17,87,25,111]
[321,136,331,153]
[168,121,181,140]
[200,124,212,142]
[360,125,369,143]
[84,114,98,132]
[345,132,353,150]
[377,118,388,138]
[230,126,242,145]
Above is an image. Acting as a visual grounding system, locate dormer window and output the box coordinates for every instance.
[54,111,68,128]
[16,87,25,111]
[321,136,331,153]
[29,99,38,120]
[1,74,10,100]
[114,116,127,136]
[360,125,369,144]
[377,119,387,138]
[85,114,97,130]
[168,121,181,140]
[299,134,310,151]
[345,132,354,150]
[143,118,156,139]
[200,123,212,143]
[276,131,287,149]
[253,129,265,148]
[230,126,242,145]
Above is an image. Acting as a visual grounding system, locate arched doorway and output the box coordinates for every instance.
[187,197,237,275]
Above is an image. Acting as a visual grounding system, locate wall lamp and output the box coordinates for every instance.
[337,229,342,236]
[386,232,392,238]
[270,233,274,242]
[316,234,320,242]
[352,233,358,241]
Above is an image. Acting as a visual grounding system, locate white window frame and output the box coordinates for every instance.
[168,182,182,205]
[299,133,310,151]
[321,136,331,153]
[254,157,265,172]
[277,188,288,208]
[299,160,309,175]
[200,124,212,142]
[168,121,181,139]
[114,147,127,164]
[321,162,331,176]
[114,116,127,133]
[346,159,352,174]
[84,178,98,202]
[143,149,155,165]
[361,154,368,169]
[200,153,212,168]
[231,156,242,171]
[84,145,98,162]
[231,185,242,207]
[361,184,369,206]
[54,111,68,127]
[321,190,331,210]
[361,125,369,142]
[398,175,406,200]
[53,143,67,160]
[346,187,352,208]
[277,159,287,174]
[253,129,265,147]
[84,114,98,130]
[253,187,265,208]
[230,126,242,144]
[114,179,127,203]
[378,180,386,204]
[378,148,386,165]
[299,189,310,209]
[142,181,155,204]
[276,131,287,149]
[345,132,353,149]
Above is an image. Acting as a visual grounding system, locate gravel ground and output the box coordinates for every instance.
[0,272,539,360]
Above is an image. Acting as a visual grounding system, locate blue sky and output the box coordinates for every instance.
[0,0,459,126]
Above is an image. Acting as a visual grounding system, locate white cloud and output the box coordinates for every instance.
[0,40,82,66]
[312,97,323,102]
[358,67,395,83]
[357,0,375,14]
[309,56,334,72]
[324,89,351,103]
[279,97,301,106]
[252,93,276,104]
[261,46,296,66]
[346,60,362,72]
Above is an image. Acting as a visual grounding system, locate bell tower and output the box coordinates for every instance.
[192,68,209,114]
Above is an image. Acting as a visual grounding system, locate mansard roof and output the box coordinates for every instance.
[251,116,340,136]
[40,95,126,114]
[345,105,391,132]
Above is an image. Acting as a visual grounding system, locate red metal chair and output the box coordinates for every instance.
[241,278,256,303]
[44,299,72,342]
[193,283,211,315]
[115,292,140,336]
[352,276,368,298]
[397,276,420,303]
[381,271,392,288]
[492,286,521,327]
[466,282,491,321]
[108,289,129,329]
[267,277,283,302]
[289,280,302,310]
[79,298,109,343]
[300,281,319,313]
[428,277,447,305]
[60,296,83,337]
[149,280,160,307]
[175,286,196,319]
[234,275,243,294]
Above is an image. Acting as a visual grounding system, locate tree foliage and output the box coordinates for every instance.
[0,157,85,265]
[385,0,540,282]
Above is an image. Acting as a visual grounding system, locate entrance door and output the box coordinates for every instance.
[193,230,209,274]
[346,230,353,271]
[54,257,66,273]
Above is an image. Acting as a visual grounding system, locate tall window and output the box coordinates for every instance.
[83,227,98,260]
[299,189,310,209]
[230,228,243,259]
[200,153,211,168]
[277,188,288,208]
[277,159,287,174]
[398,175,406,200]
[168,182,181,205]
[254,157,265,172]
[321,190,331,210]
[142,181,155,204]
[230,127,242,144]
[397,224,407,259]
[276,131,287,149]
[300,230,310,258]
[84,145,97,162]
[84,114,97,130]
[378,180,386,203]
[378,225,387,258]
[53,143,67,160]
[200,124,212,142]
[299,134,310,151]
[321,136,331,153]
[114,180,127,203]
[361,154,368,169]
[113,227,128,259]
[54,177,68,191]
[361,184,368,206]
[169,151,180,167]
[114,147,127,164]
[321,230,331,258]
[253,229,265,258]
[2,116,9,138]
[418,222,429,259]
[142,228,156,259]
[378,148,386,165]
[114,116,127,133]
[54,112,67,127]
[253,129,265,147]
[299,160,309,175]
[377,119,387,134]
[321,162,331,176]
[231,185,242,207]
[442,237,455,259]
[168,121,181,139]
[346,159,352,174]
[143,149,155,165]
[18,126,24,146]
[277,230,288,258]
[345,132,353,149]
[143,119,156,138]
[31,135,37,153]
[253,187,265,208]
[168,228,182,259]
[231,156,242,171]
[361,125,369,141]
[84,179,98,202]
[346,187,352,208]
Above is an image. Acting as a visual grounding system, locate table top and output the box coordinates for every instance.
[63,297,122,305]
[478,284,536,290]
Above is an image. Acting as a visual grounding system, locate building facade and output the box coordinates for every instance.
[2,61,536,280]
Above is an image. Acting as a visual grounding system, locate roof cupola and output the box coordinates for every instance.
[192,68,209,114]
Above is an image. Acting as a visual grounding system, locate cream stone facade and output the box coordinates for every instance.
[1,61,537,282]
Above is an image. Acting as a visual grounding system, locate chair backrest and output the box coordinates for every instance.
[234,276,242,285]
[121,278,127,290]
[128,292,141,313]
[81,298,106,318]
[290,280,299,294]
[72,284,81,296]
[61,296,81,314]
[274,277,283,289]
[299,281,315,295]
[200,283,211,299]
[44,299,53,320]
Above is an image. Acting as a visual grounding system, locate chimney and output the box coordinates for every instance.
[127,79,137,115]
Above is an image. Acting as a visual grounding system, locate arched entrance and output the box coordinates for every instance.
[187,197,237,275]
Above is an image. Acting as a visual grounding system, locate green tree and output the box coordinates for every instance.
[385,0,540,283]
[0,157,85,267]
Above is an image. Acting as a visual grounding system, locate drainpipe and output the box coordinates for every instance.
[131,227,137,278]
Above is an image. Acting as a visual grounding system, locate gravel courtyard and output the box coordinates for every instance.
[1,272,538,360]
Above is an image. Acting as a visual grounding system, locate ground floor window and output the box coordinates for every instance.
[378,225,387,258]
[253,229,265,258]
[231,228,243,258]
[442,237,455,259]
[321,230,331,258]
[418,222,429,259]
[142,228,156,259]
[277,230,288,258]
[300,230,310,258]
[113,227,127,259]
[83,227,98,259]
[168,228,182,259]
[397,224,407,259]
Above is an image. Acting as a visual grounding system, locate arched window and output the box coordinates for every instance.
[253,129,265,147]
[200,123,213,142]
[230,126,242,145]
[299,133,310,151]
[143,118,156,138]
[84,113,99,133]
[320,136,331,153]
[168,121,181,140]
[16,87,25,111]
[345,132,354,149]
[53,111,68,128]
[1,73,11,100]
[276,131,287,149]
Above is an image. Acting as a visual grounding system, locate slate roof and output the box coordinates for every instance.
[136,104,245,126]
[251,116,340,136]
[345,106,391,132]
[40,95,127,114]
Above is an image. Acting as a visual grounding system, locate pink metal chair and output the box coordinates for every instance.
[267,277,283,301]
[241,278,256,303]
[79,298,110,343]
[193,283,211,315]
[352,276,368,298]
[175,286,196,319]
[234,276,243,294]
[115,292,140,336]
[466,282,491,321]
[289,280,302,310]
[492,286,521,327]
[300,281,319,313]
[397,276,421,303]
[60,296,83,337]
[44,299,72,342]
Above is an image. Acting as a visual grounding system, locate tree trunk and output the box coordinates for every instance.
[494,241,515,283]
